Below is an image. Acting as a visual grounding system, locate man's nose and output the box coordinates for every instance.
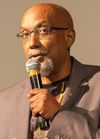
[28,33,41,49]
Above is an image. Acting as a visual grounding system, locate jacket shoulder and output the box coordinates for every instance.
[0,79,30,98]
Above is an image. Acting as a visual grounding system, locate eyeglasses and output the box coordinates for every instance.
[16,26,69,41]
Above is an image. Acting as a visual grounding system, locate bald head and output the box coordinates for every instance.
[21,3,74,29]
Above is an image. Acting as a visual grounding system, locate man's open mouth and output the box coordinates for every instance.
[29,54,47,62]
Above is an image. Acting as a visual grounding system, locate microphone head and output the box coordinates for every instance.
[25,59,40,72]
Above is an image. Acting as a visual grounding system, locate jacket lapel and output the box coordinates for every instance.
[61,57,90,109]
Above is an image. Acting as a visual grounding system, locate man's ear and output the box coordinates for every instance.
[65,29,76,49]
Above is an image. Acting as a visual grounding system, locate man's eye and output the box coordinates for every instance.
[40,28,49,34]
[23,32,30,38]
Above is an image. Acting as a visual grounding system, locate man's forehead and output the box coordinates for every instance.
[22,4,56,22]
[21,3,74,29]
[23,3,58,17]
[21,13,54,30]
[21,8,60,29]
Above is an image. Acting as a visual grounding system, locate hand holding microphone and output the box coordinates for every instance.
[26,59,50,130]
[26,59,61,130]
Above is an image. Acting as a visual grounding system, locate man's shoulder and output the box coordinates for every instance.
[85,63,100,71]
[73,57,100,76]
[0,78,30,97]
[83,62,100,81]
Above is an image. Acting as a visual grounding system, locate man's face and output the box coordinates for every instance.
[21,7,70,77]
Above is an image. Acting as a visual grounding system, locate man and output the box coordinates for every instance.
[0,2,100,139]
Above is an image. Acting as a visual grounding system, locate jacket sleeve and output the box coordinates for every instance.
[48,110,99,139]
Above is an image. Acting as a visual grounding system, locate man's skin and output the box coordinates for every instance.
[20,3,75,120]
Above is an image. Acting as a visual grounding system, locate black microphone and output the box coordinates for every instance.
[26,59,50,130]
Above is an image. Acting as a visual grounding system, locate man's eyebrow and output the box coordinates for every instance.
[35,20,48,28]
[20,20,49,31]
[20,27,28,32]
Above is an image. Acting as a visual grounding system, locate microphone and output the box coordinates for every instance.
[26,59,50,130]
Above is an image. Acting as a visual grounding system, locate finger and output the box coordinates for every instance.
[32,109,38,116]
[30,100,38,110]
[27,88,40,98]
[30,101,46,117]
[31,106,41,116]
[31,88,49,96]
[29,93,40,103]
[28,89,48,103]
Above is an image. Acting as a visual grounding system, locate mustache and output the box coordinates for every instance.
[28,49,48,59]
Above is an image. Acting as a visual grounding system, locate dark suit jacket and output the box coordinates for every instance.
[0,57,100,139]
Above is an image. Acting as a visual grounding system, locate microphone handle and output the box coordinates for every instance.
[30,73,50,130]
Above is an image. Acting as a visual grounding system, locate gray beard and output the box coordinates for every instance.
[40,56,54,77]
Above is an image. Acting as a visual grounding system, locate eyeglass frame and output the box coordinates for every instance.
[16,26,70,41]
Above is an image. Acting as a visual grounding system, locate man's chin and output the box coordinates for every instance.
[40,68,51,77]
[40,62,54,77]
